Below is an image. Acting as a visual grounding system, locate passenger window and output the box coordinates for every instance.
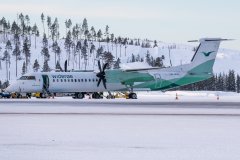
[78,79,80,82]
[92,79,95,82]
[89,79,91,82]
[57,79,59,82]
[61,79,63,82]
[71,79,73,82]
[64,79,66,82]
[68,79,70,82]
[85,79,87,82]
[53,79,55,82]
[75,79,77,82]
[81,79,83,82]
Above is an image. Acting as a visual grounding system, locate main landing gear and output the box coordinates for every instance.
[127,85,137,99]
[73,92,103,99]
[128,92,137,99]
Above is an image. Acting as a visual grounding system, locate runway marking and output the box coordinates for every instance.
[0,112,240,117]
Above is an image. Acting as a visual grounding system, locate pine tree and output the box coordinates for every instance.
[41,34,50,71]
[96,46,103,58]
[90,26,96,41]
[227,70,236,92]
[43,60,51,72]
[102,51,114,69]
[81,46,88,70]
[52,41,60,67]
[22,61,26,75]
[2,50,10,81]
[55,60,62,71]
[123,38,128,56]
[82,18,88,33]
[5,40,12,53]
[32,23,39,49]
[236,74,240,93]
[114,58,121,69]
[47,16,51,38]
[22,37,31,72]
[71,42,76,69]
[76,41,82,70]
[65,19,72,36]
[41,13,45,35]
[118,37,122,57]
[0,17,7,41]
[153,40,158,47]
[33,59,40,72]
[97,29,102,47]
[51,18,59,41]
[154,57,164,67]
[64,31,72,65]
[146,51,151,65]
[12,43,21,77]
[131,54,136,62]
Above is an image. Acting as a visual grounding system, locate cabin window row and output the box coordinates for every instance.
[52,79,99,83]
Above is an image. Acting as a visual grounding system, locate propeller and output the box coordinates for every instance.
[96,60,108,89]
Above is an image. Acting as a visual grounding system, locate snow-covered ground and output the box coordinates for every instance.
[1,91,240,160]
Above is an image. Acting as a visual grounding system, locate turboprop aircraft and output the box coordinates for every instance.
[6,38,228,99]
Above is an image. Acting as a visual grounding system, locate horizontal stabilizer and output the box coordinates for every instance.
[188,38,234,43]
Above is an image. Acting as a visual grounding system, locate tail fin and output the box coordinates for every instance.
[189,38,229,74]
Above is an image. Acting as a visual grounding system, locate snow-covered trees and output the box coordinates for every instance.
[179,71,240,93]
[114,58,121,69]
[102,51,114,69]
[12,41,21,77]
[41,34,50,72]
[22,37,31,72]
[22,61,26,75]
[64,31,72,65]
[41,13,45,35]
[32,23,39,49]
[33,59,40,72]
[43,61,50,72]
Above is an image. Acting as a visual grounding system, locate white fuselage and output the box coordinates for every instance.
[6,72,126,93]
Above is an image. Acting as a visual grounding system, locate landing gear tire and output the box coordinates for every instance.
[74,92,84,99]
[17,93,22,98]
[106,95,115,99]
[92,92,102,99]
[129,93,137,99]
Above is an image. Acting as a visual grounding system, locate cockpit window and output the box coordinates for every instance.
[19,76,36,80]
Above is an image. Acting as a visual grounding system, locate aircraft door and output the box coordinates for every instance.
[42,75,50,91]
[154,73,162,89]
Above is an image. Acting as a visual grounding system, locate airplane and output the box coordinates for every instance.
[5,38,229,99]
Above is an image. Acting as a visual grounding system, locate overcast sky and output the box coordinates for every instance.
[0,0,239,49]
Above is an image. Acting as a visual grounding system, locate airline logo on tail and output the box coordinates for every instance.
[202,51,215,57]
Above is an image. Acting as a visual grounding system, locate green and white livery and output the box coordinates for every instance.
[6,38,227,99]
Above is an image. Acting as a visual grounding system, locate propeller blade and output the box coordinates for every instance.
[103,63,109,71]
[98,60,102,72]
[97,78,102,87]
[103,78,107,89]
[64,60,67,72]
